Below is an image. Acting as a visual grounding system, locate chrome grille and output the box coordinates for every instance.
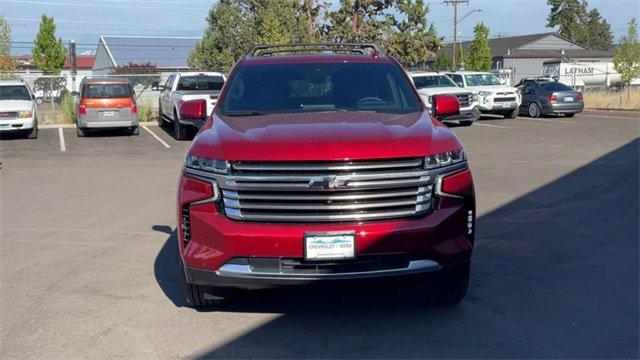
[455,93,471,107]
[220,158,432,222]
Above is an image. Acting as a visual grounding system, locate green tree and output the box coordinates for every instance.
[32,14,66,74]
[614,19,640,100]
[385,0,440,66]
[0,13,18,79]
[546,0,613,50]
[466,22,492,71]
[326,0,394,43]
[188,0,252,71]
[433,52,452,71]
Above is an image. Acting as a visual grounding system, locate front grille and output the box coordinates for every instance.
[229,254,411,274]
[494,96,516,102]
[455,93,472,107]
[220,158,433,222]
[0,111,18,119]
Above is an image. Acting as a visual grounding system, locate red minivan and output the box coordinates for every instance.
[177,44,475,307]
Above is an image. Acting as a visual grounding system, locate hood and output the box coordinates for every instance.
[417,87,473,96]
[189,111,462,161]
[469,85,517,93]
[0,100,34,112]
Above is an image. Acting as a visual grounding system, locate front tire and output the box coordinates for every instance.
[528,102,541,118]
[565,113,575,118]
[504,107,518,119]
[459,120,473,126]
[26,120,38,139]
[173,110,187,140]
[429,262,470,305]
[157,101,164,126]
[180,262,228,308]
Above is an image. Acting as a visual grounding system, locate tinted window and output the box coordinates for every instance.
[412,75,457,89]
[0,85,31,100]
[83,83,132,99]
[177,75,224,91]
[541,82,574,92]
[221,62,421,115]
[465,74,502,86]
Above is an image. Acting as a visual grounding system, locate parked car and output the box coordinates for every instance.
[177,44,476,308]
[0,80,38,139]
[517,80,584,117]
[76,77,139,137]
[410,71,480,126]
[446,71,521,118]
[154,72,226,140]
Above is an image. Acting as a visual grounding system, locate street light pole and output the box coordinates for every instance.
[443,0,469,70]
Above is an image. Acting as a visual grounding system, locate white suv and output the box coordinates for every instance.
[446,71,521,119]
[410,71,480,126]
[0,80,38,139]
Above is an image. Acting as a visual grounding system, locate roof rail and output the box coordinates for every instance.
[245,43,382,58]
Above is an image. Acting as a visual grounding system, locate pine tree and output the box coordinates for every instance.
[32,14,67,75]
[466,22,492,71]
[614,19,640,100]
[546,0,613,50]
[385,0,440,67]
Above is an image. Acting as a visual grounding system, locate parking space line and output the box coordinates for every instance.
[475,123,507,128]
[522,117,574,124]
[58,128,66,152]
[142,125,170,148]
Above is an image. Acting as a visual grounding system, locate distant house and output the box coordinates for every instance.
[436,33,614,84]
[13,54,95,92]
[92,36,200,75]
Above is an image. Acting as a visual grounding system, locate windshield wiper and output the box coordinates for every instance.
[222,110,269,117]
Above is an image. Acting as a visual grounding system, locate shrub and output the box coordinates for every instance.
[137,100,156,123]
[58,93,76,124]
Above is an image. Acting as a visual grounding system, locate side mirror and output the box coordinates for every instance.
[499,78,507,85]
[180,99,207,121]
[151,81,161,91]
[432,94,460,120]
[31,94,36,100]
[455,81,463,87]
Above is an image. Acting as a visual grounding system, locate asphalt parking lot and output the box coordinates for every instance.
[1,113,638,359]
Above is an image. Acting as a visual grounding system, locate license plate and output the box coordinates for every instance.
[304,232,355,260]
[501,102,514,108]
[565,96,574,102]
[102,111,116,117]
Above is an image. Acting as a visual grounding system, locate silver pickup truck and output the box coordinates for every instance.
[154,72,226,140]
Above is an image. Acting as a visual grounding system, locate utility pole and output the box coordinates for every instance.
[443,0,469,70]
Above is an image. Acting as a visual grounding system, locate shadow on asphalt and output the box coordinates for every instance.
[153,139,639,358]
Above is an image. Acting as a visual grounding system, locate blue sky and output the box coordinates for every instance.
[2,0,638,55]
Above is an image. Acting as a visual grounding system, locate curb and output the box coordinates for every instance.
[585,107,640,112]
[39,122,158,129]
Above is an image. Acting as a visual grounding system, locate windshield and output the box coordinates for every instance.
[83,83,132,99]
[0,85,31,101]
[412,75,457,89]
[465,74,502,86]
[220,62,421,115]
[177,75,224,91]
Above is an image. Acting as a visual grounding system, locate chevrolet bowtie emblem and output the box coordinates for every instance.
[308,176,350,189]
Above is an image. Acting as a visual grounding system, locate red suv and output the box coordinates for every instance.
[177,44,475,307]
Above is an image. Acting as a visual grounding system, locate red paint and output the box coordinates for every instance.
[177,51,476,280]
[433,94,460,118]
[180,99,207,120]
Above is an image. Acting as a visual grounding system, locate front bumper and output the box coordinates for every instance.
[542,102,584,115]
[0,118,35,131]
[441,107,481,122]
[479,96,520,113]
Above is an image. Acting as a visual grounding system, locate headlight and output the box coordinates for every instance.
[424,149,466,169]
[478,91,492,97]
[184,155,228,174]
[18,110,33,118]
[471,93,478,101]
